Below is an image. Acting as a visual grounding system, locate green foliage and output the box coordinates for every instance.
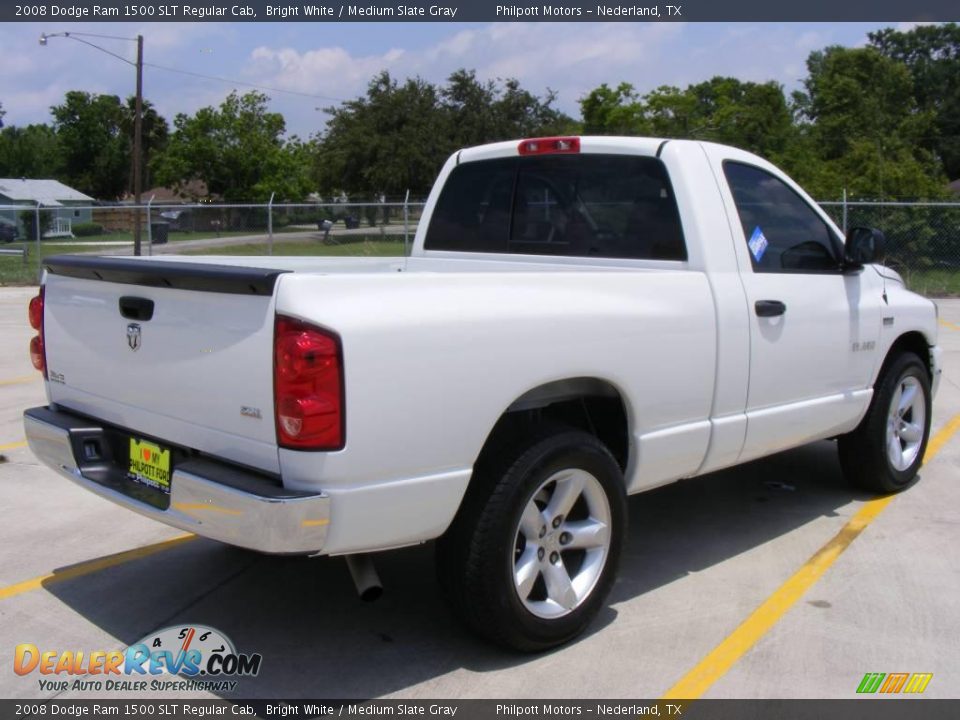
[577,77,794,159]
[71,222,105,237]
[869,23,960,181]
[122,97,169,194]
[0,123,63,178]
[153,91,312,202]
[314,70,570,197]
[51,91,129,199]
[580,83,648,135]
[790,46,946,199]
[18,209,54,241]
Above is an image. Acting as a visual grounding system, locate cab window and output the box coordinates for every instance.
[723,161,840,273]
[425,154,686,261]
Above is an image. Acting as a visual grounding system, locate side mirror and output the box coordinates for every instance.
[844,226,886,268]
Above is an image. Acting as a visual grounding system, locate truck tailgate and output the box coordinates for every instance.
[41,256,285,474]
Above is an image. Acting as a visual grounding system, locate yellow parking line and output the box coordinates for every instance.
[0,534,196,602]
[0,440,27,452]
[926,414,960,459]
[0,375,39,387]
[939,318,959,331]
[662,413,960,700]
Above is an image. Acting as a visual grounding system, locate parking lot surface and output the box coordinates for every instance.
[1,285,958,700]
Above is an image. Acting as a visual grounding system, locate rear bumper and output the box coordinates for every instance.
[23,406,330,554]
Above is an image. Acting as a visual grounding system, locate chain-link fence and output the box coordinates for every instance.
[820,200,960,296]
[0,200,427,285]
[3,198,959,295]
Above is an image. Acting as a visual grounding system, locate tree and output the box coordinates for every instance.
[0,123,63,179]
[791,46,945,199]
[578,78,793,160]
[51,91,129,199]
[580,83,647,135]
[154,91,306,201]
[315,72,453,197]
[121,97,169,194]
[314,69,570,197]
[869,23,960,180]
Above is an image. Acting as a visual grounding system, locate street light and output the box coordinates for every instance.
[40,31,145,256]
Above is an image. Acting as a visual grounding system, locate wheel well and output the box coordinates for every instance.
[476,378,630,473]
[882,331,931,381]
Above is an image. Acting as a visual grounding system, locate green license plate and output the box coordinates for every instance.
[128,438,172,494]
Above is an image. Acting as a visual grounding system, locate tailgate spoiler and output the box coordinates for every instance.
[43,255,288,296]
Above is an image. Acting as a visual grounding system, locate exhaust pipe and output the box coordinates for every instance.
[344,554,383,602]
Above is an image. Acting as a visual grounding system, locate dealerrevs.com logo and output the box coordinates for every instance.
[14,625,262,693]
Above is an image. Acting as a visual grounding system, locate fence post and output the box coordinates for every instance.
[146,196,154,256]
[268,192,275,256]
[403,189,410,257]
[842,188,847,234]
[35,201,42,282]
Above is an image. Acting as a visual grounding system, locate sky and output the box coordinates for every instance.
[0,21,924,139]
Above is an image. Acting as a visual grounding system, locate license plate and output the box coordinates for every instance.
[128,438,172,494]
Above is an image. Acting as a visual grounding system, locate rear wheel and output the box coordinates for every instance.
[839,352,931,493]
[437,427,626,651]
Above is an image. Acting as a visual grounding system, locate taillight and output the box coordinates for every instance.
[518,136,580,156]
[274,316,344,450]
[28,287,46,378]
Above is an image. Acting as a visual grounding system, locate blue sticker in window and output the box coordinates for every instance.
[748,226,768,262]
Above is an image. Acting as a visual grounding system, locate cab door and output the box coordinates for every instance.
[703,146,884,463]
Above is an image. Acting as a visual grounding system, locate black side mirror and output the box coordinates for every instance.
[844,226,886,268]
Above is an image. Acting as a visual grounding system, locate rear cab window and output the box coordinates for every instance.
[425,154,687,261]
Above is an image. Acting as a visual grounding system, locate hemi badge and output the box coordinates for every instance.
[883,317,895,326]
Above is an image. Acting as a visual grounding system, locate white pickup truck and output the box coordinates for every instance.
[24,136,941,651]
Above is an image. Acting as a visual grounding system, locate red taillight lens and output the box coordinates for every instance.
[28,290,43,330]
[518,136,580,156]
[28,287,46,378]
[274,316,343,450]
[30,335,45,373]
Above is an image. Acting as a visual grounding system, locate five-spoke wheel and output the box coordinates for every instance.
[437,427,626,651]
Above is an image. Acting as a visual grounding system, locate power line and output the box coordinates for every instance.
[142,61,345,103]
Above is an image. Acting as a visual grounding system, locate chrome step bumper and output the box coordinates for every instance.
[23,406,330,554]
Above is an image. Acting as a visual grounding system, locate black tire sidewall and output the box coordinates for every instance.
[482,431,627,650]
[843,352,933,493]
[877,355,932,488]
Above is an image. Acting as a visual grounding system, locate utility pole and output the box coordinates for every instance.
[133,34,144,256]
[39,31,146,255]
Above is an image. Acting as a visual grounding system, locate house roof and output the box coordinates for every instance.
[949,179,960,196]
[0,178,94,206]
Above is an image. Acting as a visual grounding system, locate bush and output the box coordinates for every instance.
[18,209,54,242]
[72,222,105,237]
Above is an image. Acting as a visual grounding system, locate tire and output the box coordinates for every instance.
[839,352,931,493]
[437,426,627,652]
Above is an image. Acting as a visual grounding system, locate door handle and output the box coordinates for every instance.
[119,296,155,321]
[755,300,786,317]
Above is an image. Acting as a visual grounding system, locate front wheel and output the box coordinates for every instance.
[437,428,626,651]
[839,352,932,493]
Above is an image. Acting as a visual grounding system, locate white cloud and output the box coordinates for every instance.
[244,22,686,123]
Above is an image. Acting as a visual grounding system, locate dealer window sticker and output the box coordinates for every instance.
[748,226,769,262]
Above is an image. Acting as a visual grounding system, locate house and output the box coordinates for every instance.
[0,178,95,238]
[948,179,960,197]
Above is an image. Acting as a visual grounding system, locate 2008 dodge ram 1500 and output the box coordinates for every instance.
[24,136,941,650]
